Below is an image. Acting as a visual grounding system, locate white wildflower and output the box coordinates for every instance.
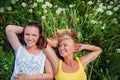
[44,9,47,13]
[31,5,34,8]
[103,6,106,10]
[41,16,46,19]
[99,3,103,8]
[11,0,16,4]
[96,8,104,13]
[99,21,102,24]
[116,48,120,53]
[56,7,63,15]
[6,6,12,11]
[54,5,58,8]
[98,0,101,2]
[87,1,93,5]
[101,24,106,29]
[85,14,88,17]
[113,7,119,11]
[106,11,113,15]
[107,5,112,9]
[91,20,98,24]
[112,18,118,24]
[69,4,73,8]
[29,9,33,13]
[38,11,41,15]
[42,4,46,9]
[62,8,65,11]
[37,0,44,2]
[45,1,52,8]
[33,3,38,7]
[117,4,120,8]
[0,7,4,13]
[21,2,26,7]
[110,1,114,5]
[114,0,118,3]
[106,59,110,63]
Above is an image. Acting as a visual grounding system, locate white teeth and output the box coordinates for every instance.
[28,40,33,44]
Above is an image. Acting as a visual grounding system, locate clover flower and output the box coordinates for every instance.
[21,2,26,7]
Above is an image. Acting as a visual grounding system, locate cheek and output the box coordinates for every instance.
[69,46,76,52]
[36,37,39,41]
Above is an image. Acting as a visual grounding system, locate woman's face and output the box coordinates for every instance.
[58,38,76,57]
[24,26,39,48]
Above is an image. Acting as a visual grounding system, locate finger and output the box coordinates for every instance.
[17,73,24,76]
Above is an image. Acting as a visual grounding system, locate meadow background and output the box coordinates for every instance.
[0,0,120,80]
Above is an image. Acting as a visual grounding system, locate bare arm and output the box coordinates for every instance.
[77,44,102,69]
[43,58,53,80]
[43,44,59,76]
[47,38,58,48]
[6,25,24,51]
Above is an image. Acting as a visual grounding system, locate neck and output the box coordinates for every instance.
[64,55,74,66]
[26,45,39,50]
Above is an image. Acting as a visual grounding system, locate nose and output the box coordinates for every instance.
[59,45,64,50]
[29,35,33,40]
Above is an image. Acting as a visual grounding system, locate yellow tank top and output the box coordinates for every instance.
[55,57,87,80]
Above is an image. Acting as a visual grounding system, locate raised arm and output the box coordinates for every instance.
[77,44,102,69]
[43,44,59,76]
[47,38,58,48]
[6,25,24,51]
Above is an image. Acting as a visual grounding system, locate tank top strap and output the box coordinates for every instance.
[76,57,84,70]
[58,60,62,72]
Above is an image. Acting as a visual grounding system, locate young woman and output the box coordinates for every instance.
[6,22,53,80]
[43,29,102,80]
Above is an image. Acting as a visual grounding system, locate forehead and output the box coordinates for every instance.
[24,26,39,32]
[59,38,74,45]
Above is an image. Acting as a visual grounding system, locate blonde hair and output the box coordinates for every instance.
[53,29,79,44]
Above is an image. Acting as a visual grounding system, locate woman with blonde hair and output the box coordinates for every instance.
[44,29,102,80]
